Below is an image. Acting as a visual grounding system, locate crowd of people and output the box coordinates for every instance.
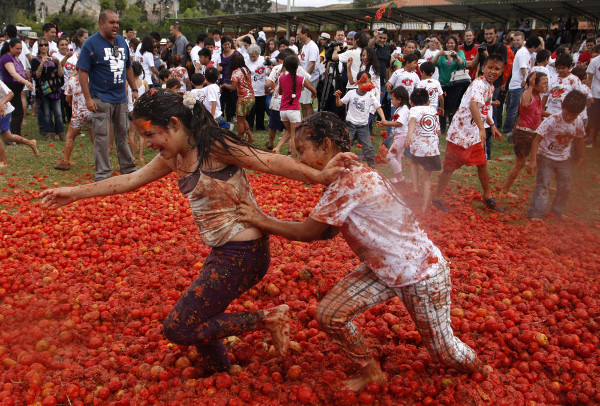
[13,8,598,392]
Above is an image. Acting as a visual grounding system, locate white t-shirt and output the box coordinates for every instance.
[338,47,362,89]
[203,83,222,119]
[423,48,440,80]
[309,165,445,289]
[509,47,532,90]
[19,42,31,70]
[190,45,202,66]
[531,65,550,76]
[140,51,155,83]
[587,55,600,99]
[391,105,410,138]
[299,40,319,82]
[289,44,298,55]
[190,87,205,103]
[214,40,221,55]
[388,69,420,95]
[536,113,585,161]
[341,89,381,126]
[546,73,582,115]
[408,105,440,157]
[446,77,494,149]
[416,78,443,111]
[245,56,267,97]
[0,81,15,115]
[32,40,58,57]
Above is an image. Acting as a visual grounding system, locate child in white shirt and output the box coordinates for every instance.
[544,54,583,115]
[416,62,444,115]
[0,80,38,166]
[377,86,410,185]
[190,73,206,104]
[239,111,480,393]
[405,88,442,212]
[386,53,420,96]
[336,71,386,168]
[528,90,587,220]
[202,67,226,128]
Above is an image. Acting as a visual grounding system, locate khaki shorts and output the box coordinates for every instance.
[236,97,255,117]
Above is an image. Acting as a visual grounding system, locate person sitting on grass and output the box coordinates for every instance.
[239,111,481,392]
[431,54,505,213]
[404,87,442,212]
[40,89,355,378]
[54,67,96,170]
[527,90,587,221]
[501,72,549,196]
[0,79,38,167]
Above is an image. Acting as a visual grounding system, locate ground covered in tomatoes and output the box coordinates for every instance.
[1,172,599,405]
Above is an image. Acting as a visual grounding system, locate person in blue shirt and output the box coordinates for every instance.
[77,9,138,181]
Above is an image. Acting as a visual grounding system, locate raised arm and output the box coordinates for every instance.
[39,155,173,209]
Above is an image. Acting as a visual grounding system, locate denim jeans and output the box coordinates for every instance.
[528,155,572,218]
[347,121,375,167]
[39,95,63,135]
[503,87,525,134]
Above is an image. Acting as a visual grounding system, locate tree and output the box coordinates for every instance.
[179,0,198,13]
[198,0,222,14]
[353,0,373,9]
[220,0,270,14]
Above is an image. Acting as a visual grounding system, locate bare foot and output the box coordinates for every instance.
[30,140,39,157]
[263,304,290,356]
[0,162,8,167]
[343,359,387,392]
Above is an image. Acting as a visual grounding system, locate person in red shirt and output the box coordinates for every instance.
[578,39,595,67]
[459,29,479,79]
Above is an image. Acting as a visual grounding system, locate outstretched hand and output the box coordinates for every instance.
[318,152,359,184]
[39,187,78,209]
[238,199,267,226]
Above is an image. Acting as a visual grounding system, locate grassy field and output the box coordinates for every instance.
[2,111,599,224]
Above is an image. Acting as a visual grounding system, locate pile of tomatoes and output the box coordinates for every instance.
[0,172,599,405]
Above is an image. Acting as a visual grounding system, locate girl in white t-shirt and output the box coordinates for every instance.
[239,111,480,392]
[127,62,149,162]
[377,86,410,185]
[404,88,442,212]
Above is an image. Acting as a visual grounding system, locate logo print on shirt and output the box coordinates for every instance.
[255,66,265,75]
[419,114,437,134]
[550,87,566,98]
[352,97,366,112]
[402,78,413,87]
[103,47,125,84]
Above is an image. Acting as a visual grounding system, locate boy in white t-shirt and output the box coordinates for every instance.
[386,53,420,95]
[404,88,442,212]
[336,72,386,168]
[190,73,206,103]
[544,54,583,115]
[238,112,481,393]
[432,55,505,213]
[0,80,38,166]
[528,90,587,220]
[416,62,444,115]
[586,46,600,147]
[202,67,226,128]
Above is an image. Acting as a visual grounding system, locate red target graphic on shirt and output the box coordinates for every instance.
[419,114,437,135]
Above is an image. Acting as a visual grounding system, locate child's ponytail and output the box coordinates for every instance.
[283,56,299,106]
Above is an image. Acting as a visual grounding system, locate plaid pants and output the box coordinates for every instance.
[316,262,477,368]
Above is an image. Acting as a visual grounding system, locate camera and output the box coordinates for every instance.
[324,41,346,62]
[478,42,487,53]
[264,58,272,66]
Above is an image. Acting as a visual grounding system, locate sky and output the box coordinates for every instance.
[281,0,353,7]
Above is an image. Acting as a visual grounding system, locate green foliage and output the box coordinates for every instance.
[46,11,97,33]
[198,0,221,14]
[353,0,373,9]
[179,0,198,13]
[180,8,203,18]
[119,4,146,31]
[220,0,270,14]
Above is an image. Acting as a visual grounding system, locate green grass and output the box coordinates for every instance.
[2,111,600,224]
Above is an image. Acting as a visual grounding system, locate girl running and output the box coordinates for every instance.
[221,53,255,142]
[273,56,316,156]
[501,72,549,196]
[239,112,481,391]
[377,86,410,185]
[127,61,149,162]
[40,89,353,375]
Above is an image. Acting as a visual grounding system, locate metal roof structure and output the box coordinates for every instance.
[172,1,599,32]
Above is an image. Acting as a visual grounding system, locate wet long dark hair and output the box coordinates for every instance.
[131,89,257,167]
[283,55,299,106]
[361,47,380,78]
[230,52,250,82]
[296,112,350,152]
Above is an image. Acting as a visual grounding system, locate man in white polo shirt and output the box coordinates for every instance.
[297,25,319,118]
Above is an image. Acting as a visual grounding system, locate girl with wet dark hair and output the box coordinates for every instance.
[240,110,481,392]
[40,89,354,375]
